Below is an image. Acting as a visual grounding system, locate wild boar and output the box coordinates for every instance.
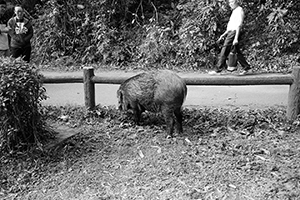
[117,70,187,137]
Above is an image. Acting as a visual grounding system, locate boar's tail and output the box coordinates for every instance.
[117,89,127,110]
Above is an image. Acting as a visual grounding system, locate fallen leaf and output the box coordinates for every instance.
[138,150,144,158]
[185,137,192,145]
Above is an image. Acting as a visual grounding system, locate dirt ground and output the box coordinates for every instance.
[1,106,299,200]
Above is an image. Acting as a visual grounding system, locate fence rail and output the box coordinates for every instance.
[42,66,300,120]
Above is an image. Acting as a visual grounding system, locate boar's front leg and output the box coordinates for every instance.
[162,106,175,138]
[174,107,183,134]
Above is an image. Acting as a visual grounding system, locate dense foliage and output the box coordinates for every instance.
[0,58,48,151]
[28,0,300,71]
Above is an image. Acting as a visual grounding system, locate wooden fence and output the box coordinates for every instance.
[42,66,300,120]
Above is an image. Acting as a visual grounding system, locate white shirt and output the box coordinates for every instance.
[226,6,244,31]
[0,24,9,50]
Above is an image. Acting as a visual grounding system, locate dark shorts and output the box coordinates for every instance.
[10,46,32,62]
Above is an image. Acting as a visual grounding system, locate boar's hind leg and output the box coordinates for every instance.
[174,107,183,134]
[162,107,175,137]
[132,103,144,125]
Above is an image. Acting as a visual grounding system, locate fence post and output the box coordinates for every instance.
[287,66,300,120]
[83,67,95,110]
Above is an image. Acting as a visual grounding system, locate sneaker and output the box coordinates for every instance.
[227,66,237,72]
[208,70,222,75]
[239,68,251,75]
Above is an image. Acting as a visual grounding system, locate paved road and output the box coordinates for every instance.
[41,71,289,109]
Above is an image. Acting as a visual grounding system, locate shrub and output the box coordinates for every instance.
[30,0,300,71]
[0,58,48,151]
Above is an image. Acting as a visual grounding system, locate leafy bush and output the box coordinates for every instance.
[30,0,300,71]
[0,58,48,151]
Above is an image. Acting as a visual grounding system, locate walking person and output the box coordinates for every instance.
[209,0,251,75]
[7,5,33,62]
[0,0,11,57]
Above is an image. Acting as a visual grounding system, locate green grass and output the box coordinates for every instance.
[1,105,300,200]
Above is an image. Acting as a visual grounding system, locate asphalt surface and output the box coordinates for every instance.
[41,71,289,109]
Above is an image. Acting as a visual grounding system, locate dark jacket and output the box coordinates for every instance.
[7,16,33,48]
[0,8,13,24]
